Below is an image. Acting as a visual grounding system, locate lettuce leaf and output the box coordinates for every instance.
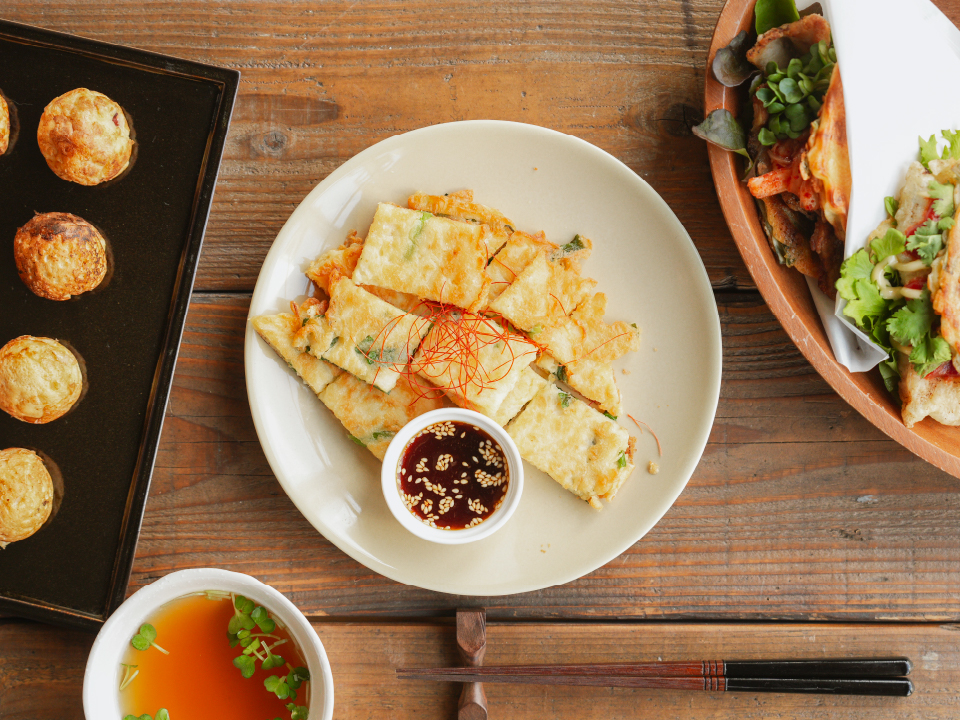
[755,0,801,35]
[920,134,940,168]
[842,278,887,328]
[836,249,874,301]
[870,227,906,263]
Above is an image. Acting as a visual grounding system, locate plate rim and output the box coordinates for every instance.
[704,0,960,479]
[244,119,722,595]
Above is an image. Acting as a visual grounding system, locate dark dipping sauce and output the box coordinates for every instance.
[398,420,509,530]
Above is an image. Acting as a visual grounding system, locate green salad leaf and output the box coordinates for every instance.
[712,30,756,87]
[870,227,906,263]
[755,0,800,35]
[910,335,952,377]
[836,249,874,301]
[929,179,955,218]
[841,278,886,328]
[691,109,751,162]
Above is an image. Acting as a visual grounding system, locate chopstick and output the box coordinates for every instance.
[396,658,914,697]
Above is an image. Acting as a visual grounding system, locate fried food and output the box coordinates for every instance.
[746,14,831,69]
[408,189,513,256]
[506,382,635,509]
[320,275,431,393]
[804,68,851,240]
[0,336,82,424]
[0,448,54,547]
[414,312,538,418]
[318,373,448,460]
[14,212,108,300]
[487,251,596,331]
[37,88,133,185]
[0,92,9,155]
[251,305,341,396]
[352,203,491,310]
[898,353,960,428]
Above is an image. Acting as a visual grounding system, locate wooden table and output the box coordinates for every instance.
[3,2,960,718]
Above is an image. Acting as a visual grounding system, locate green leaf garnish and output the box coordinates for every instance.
[555,365,568,383]
[885,196,899,218]
[907,229,943,265]
[928,179,955,218]
[372,430,395,441]
[691,109,751,164]
[616,451,627,469]
[910,334,952,377]
[349,434,365,446]
[131,624,168,655]
[836,249,874,302]
[920,134,941,168]
[878,355,901,393]
[887,290,935,347]
[604,411,617,420]
[557,391,573,408]
[870,227,906,263]
[842,278,887,328]
[755,0,800,35]
[233,654,257,678]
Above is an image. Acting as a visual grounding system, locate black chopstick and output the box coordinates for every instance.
[396,657,913,697]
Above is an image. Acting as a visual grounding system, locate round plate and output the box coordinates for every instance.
[705,2,960,478]
[245,120,721,595]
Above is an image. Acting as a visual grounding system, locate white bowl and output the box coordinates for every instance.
[381,408,524,544]
[83,568,334,720]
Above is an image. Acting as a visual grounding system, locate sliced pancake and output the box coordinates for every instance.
[488,251,596,331]
[251,310,341,395]
[305,231,364,295]
[319,373,448,460]
[321,276,431,393]
[489,366,548,426]
[506,382,635,509]
[352,202,491,310]
[485,230,558,304]
[407,189,513,256]
[414,312,538,418]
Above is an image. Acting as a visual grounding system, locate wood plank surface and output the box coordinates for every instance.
[1,0,749,293]
[4,619,957,719]
[130,294,960,620]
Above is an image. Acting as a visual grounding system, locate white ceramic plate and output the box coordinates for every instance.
[245,120,721,596]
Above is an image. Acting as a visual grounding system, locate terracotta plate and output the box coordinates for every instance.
[705,0,960,478]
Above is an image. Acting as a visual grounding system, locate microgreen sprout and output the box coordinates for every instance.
[131,624,169,655]
[123,709,169,720]
[118,663,139,691]
[227,594,311,719]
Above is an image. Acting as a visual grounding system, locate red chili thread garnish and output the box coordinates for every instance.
[627,413,662,457]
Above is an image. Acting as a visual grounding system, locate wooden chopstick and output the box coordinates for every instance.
[396,658,914,697]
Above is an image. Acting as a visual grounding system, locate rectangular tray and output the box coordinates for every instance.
[0,19,239,630]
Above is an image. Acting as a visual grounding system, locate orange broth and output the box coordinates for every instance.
[120,593,307,719]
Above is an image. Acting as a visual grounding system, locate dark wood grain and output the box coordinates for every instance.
[456,609,488,720]
[0,0,749,293]
[3,620,956,719]
[128,294,960,621]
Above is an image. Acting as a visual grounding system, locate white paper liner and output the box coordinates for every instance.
[792,0,960,372]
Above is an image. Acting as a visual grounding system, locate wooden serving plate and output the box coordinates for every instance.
[704,0,960,478]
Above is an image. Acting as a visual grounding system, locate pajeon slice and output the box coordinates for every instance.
[488,251,596,331]
[414,312,538,418]
[506,382,635,510]
[251,309,341,395]
[486,230,558,304]
[490,366,547,426]
[319,373,448,460]
[321,276,431,393]
[408,190,513,256]
[898,353,960,428]
[537,354,623,418]
[352,202,491,310]
[306,231,424,315]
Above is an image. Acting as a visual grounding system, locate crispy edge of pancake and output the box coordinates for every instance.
[505,382,634,509]
[321,276,431,393]
[305,231,364,295]
[407,190,512,256]
[352,202,490,311]
[488,252,596,331]
[251,312,341,395]
[490,366,547,426]
[415,313,538,417]
[318,373,448,459]
[898,352,960,428]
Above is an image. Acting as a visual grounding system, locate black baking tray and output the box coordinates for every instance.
[0,19,238,630]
